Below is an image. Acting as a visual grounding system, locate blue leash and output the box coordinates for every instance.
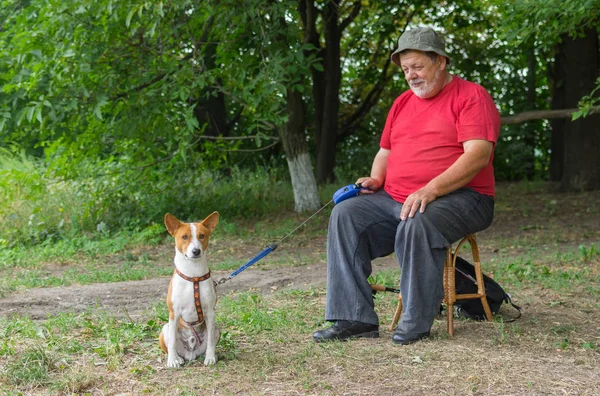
[217,243,279,285]
[216,183,367,286]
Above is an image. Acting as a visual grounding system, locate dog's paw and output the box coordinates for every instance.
[167,354,184,368]
[204,354,217,366]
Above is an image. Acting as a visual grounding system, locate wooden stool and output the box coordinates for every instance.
[371,234,493,336]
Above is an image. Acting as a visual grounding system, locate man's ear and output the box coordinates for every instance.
[437,55,447,70]
[201,211,219,232]
[164,213,182,236]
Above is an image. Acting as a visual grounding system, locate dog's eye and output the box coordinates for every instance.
[199,234,205,240]
[182,235,188,240]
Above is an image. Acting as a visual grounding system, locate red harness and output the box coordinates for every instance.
[175,269,211,326]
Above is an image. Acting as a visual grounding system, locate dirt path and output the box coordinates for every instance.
[0,255,403,321]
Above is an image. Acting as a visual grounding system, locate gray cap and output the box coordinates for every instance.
[391,27,450,66]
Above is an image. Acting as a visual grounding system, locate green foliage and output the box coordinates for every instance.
[493,0,600,120]
[494,0,600,46]
[0,145,294,247]
[0,0,306,180]
[0,147,93,245]
[573,77,600,120]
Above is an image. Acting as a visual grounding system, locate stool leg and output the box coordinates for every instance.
[480,296,493,322]
[390,294,403,332]
[468,235,494,322]
[445,249,455,337]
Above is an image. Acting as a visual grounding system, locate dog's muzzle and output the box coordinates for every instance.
[186,248,202,259]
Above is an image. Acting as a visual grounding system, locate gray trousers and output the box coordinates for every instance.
[325,188,494,333]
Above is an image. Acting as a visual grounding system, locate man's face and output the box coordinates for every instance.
[399,51,446,99]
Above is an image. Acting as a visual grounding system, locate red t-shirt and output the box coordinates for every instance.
[380,76,500,203]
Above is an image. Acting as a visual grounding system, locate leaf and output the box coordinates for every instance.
[26,106,35,122]
[30,50,43,60]
[185,115,199,132]
[93,94,108,120]
[126,7,136,28]
[254,133,262,148]
[93,106,103,120]
[35,106,43,123]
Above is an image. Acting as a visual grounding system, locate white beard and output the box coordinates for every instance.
[409,68,442,98]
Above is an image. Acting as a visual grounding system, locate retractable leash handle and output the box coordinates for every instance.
[332,183,369,204]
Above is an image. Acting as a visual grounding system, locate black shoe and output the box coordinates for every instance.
[392,329,430,345]
[313,320,379,342]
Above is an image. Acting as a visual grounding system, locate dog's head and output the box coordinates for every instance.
[164,212,219,260]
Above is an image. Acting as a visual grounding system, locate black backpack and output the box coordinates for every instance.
[453,256,521,321]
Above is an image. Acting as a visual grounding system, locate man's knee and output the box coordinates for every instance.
[396,214,449,250]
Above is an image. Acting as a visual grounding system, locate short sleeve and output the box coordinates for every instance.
[457,87,500,144]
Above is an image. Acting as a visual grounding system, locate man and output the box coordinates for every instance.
[313,27,500,345]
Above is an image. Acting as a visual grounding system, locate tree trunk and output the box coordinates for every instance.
[549,38,567,182]
[279,88,321,212]
[193,41,229,137]
[557,29,600,191]
[523,42,537,179]
[299,0,325,171]
[314,1,342,184]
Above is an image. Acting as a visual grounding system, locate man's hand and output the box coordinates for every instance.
[356,177,382,194]
[400,185,439,221]
[357,148,389,194]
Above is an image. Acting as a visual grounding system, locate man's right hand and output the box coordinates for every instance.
[357,148,389,194]
[356,177,382,194]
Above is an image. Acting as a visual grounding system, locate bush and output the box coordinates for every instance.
[0,148,92,246]
[0,148,296,246]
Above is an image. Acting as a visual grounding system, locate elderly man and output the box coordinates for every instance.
[314,27,500,345]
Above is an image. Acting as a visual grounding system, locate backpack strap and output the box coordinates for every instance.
[502,293,522,322]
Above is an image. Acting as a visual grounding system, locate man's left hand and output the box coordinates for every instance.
[400,186,439,221]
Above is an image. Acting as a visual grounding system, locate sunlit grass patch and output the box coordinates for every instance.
[485,251,600,295]
[0,256,174,297]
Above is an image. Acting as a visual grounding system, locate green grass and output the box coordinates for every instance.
[2,279,599,394]
[0,309,162,392]
[480,245,600,295]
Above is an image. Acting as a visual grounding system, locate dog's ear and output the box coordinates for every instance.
[201,211,219,232]
[164,213,182,236]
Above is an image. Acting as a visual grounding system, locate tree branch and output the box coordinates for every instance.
[339,1,361,32]
[196,135,279,141]
[339,57,393,138]
[111,53,194,101]
[222,140,280,152]
[500,107,600,125]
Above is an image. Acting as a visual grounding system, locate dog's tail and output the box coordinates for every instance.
[159,331,168,353]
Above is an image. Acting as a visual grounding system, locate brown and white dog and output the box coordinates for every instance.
[159,212,220,367]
